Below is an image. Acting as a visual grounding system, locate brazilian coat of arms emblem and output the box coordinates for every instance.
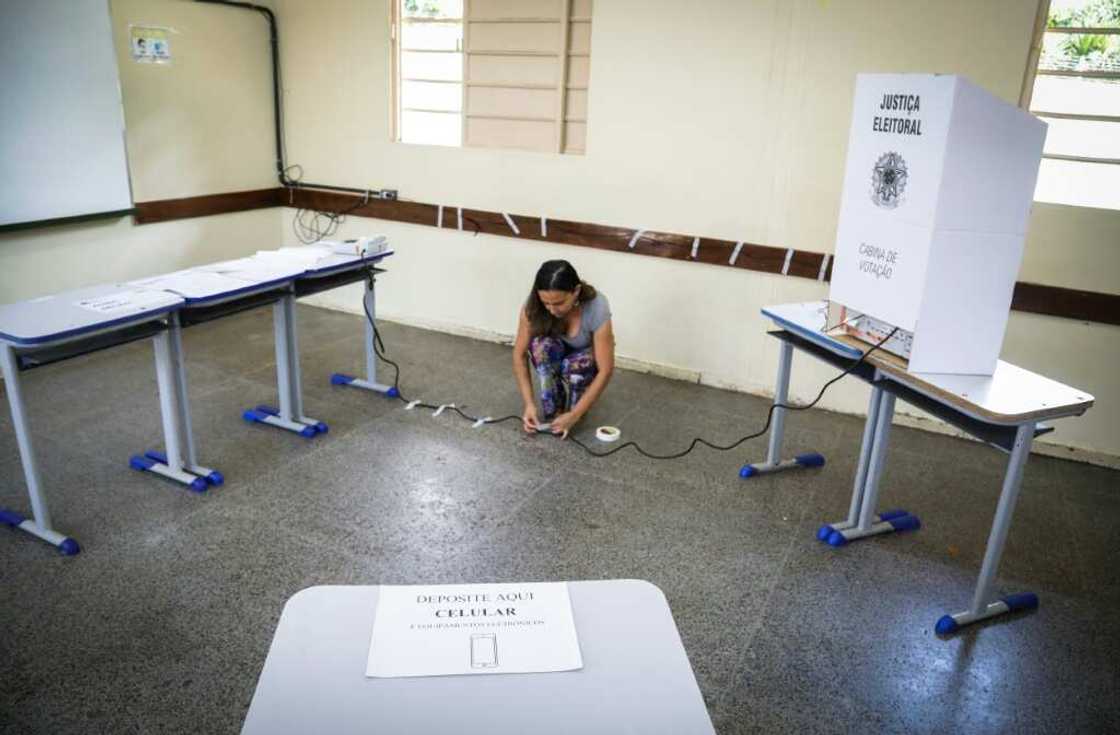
[871,152,907,209]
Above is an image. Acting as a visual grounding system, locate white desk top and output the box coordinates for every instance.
[0,284,182,347]
[762,301,1094,425]
[129,248,394,305]
[302,248,394,278]
[129,270,280,305]
[242,581,715,735]
[0,243,392,345]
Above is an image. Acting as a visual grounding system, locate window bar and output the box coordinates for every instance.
[1033,111,1120,123]
[461,0,471,147]
[557,0,572,153]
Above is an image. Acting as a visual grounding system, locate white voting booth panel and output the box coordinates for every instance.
[829,74,1046,375]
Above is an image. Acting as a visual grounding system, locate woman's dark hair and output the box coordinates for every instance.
[524,260,597,337]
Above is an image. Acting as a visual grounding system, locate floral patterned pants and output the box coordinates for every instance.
[529,336,598,420]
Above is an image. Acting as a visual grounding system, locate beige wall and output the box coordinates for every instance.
[276,0,1118,461]
[0,0,280,303]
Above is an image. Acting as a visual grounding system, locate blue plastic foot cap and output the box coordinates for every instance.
[330,373,355,386]
[242,409,261,423]
[130,455,155,471]
[878,508,908,522]
[58,538,81,556]
[827,530,848,547]
[1002,592,1039,612]
[299,425,318,438]
[189,477,209,493]
[739,465,757,479]
[935,615,959,635]
[795,452,826,468]
[0,509,26,527]
[313,421,329,434]
[889,514,921,533]
[816,524,833,542]
[387,387,400,398]
[206,471,225,486]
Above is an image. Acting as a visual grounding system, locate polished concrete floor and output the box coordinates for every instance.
[1,304,1117,734]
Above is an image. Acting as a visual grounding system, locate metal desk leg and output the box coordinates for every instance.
[739,341,824,479]
[243,293,327,438]
[936,422,1040,634]
[820,387,920,546]
[130,314,223,489]
[0,344,79,554]
[330,270,398,397]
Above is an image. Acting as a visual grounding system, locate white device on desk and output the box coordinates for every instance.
[827,301,914,360]
[320,235,389,258]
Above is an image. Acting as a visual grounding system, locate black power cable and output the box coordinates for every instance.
[359,266,898,460]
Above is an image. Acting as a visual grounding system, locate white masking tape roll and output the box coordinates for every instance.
[595,426,621,443]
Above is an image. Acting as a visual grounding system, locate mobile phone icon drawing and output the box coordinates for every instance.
[470,633,498,668]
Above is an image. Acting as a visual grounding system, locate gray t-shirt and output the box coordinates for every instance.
[562,294,611,351]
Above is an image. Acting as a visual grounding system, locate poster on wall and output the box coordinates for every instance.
[130,25,171,63]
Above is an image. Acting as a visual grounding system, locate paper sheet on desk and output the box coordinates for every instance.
[74,289,175,317]
[131,270,251,298]
[195,256,306,283]
[252,245,333,269]
[366,582,583,678]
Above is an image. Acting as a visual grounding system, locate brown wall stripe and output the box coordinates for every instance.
[132,188,286,225]
[131,186,1120,326]
[1011,282,1120,325]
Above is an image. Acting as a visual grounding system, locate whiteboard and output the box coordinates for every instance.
[0,0,133,227]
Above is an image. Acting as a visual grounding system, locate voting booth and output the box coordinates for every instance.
[828,73,1047,375]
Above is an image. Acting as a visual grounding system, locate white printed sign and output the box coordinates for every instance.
[367,582,583,678]
[74,289,174,317]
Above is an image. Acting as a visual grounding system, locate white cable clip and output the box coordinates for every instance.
[540,217,548,237]
[471,417,491,428]
[781,248,794,275]
[628,229,645,249]
[437,205,444,228]
[818,253,831,281]
[502,213,520,235]
[457,208,463,231]
[690,237,700,259]
[729,241,744,265]
[432,403,454,417]
[405,400,421,410]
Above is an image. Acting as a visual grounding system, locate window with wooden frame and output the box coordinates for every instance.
[392,0,592,153]
[1022,0,1120,209]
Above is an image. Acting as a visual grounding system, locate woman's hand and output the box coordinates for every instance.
[550,411,579,438]
[522,405,540,433]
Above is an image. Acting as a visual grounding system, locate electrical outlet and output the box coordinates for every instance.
[379,189,398,201]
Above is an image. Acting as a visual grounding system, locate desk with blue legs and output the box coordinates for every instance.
[1,246,393,554]
[0,285,185,554]
[324,260,398,398]
[242,250,400,428]
[127,250,396,488]
[126,266,302,488]
[747,301,1094,633]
